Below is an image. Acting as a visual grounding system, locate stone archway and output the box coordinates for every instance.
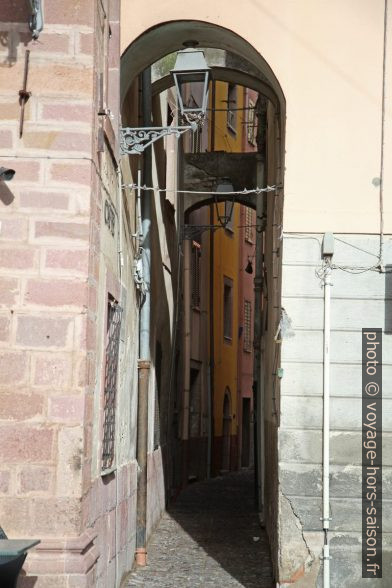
[120,18,286,583]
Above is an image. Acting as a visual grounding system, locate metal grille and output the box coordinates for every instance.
[102,298,122,472]
[245,206,253,242]
[244,300,252,352]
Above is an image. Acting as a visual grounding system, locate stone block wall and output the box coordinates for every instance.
[0,1,136,586]
[0,0,96,581]
[278,233,392,587]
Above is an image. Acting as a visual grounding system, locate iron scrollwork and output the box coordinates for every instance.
[120,125,196,155]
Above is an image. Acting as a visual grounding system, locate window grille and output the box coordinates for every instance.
[247,98,256,145]
[245,206,254,242]
[244,300,252,352]
[191,240,201,308]
[223,277,233,340]
[101,297,122,472]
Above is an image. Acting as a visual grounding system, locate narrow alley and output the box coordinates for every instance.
[1,4,390,588]
[125,471,273,588]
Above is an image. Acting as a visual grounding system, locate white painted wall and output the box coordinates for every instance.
[121,1,392,233]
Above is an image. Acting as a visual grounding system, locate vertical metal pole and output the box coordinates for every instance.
[135,360,150,566]
[207,84,215,478]
[182,239,191,484]
[135,67,152,567]
[208,204,215,478]
[253,155,265,512]
[139,68,152,360]
[322,260,331,588]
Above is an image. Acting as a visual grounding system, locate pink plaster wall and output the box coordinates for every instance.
[237,204,255,467]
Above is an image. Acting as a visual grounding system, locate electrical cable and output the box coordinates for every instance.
[122,183,281,195]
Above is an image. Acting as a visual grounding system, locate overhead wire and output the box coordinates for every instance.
[122,183,281,195]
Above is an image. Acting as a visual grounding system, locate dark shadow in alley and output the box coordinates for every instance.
[126,470,274,588]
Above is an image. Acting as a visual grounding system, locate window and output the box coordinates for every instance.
[223,277,233,341]
[191,241,201,308]
[226,84,237,133]
[102,295,122,472]
[247,98,257,145]
[244,300,252,352]
[245,206,254,242]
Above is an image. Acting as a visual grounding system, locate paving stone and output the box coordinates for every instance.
[125,470,274,587]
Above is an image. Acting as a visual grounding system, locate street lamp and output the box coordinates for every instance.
[120,48,210,155]
[215,178,235,227]
[171,49,210,125]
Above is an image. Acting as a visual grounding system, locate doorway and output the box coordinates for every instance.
[222,390,231,472]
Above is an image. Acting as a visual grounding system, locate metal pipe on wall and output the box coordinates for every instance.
[322,234,333,588]
[182,239,191,484]
[135,67,152,567]
[207,82,216,479]
[208,203,215,478]
[253,154,265,512]
[115,165,123,587]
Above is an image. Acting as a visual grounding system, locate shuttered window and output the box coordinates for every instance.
[244,300,252,352]
[247,98,256,145]
[245,206,253,242]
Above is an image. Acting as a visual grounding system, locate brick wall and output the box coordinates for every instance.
[0,1,124,586]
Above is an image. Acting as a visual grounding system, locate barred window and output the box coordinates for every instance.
[102,296,122,472]
[244,300,252,352]
[245,206,254,242]
[191,240,201,308]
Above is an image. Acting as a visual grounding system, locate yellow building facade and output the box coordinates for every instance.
[210,81,243,472]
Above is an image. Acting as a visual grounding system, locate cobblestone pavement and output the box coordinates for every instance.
[126,470,274,588]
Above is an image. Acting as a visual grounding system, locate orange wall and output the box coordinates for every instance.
[212,203,240,436]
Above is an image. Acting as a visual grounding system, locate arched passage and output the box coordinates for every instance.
[120,19,286,584]
[120,20,285,109]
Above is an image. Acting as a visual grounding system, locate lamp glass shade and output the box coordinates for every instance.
[171,49,210,119]
[216,179,235,226]
[216,179,234,194]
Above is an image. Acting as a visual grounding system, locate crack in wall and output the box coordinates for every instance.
[280,489,313,567]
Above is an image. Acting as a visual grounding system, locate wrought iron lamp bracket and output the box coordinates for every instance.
[120,124,196,155]
[28,0,44,40]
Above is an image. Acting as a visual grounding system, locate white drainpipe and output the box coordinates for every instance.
[321,232,334,588]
